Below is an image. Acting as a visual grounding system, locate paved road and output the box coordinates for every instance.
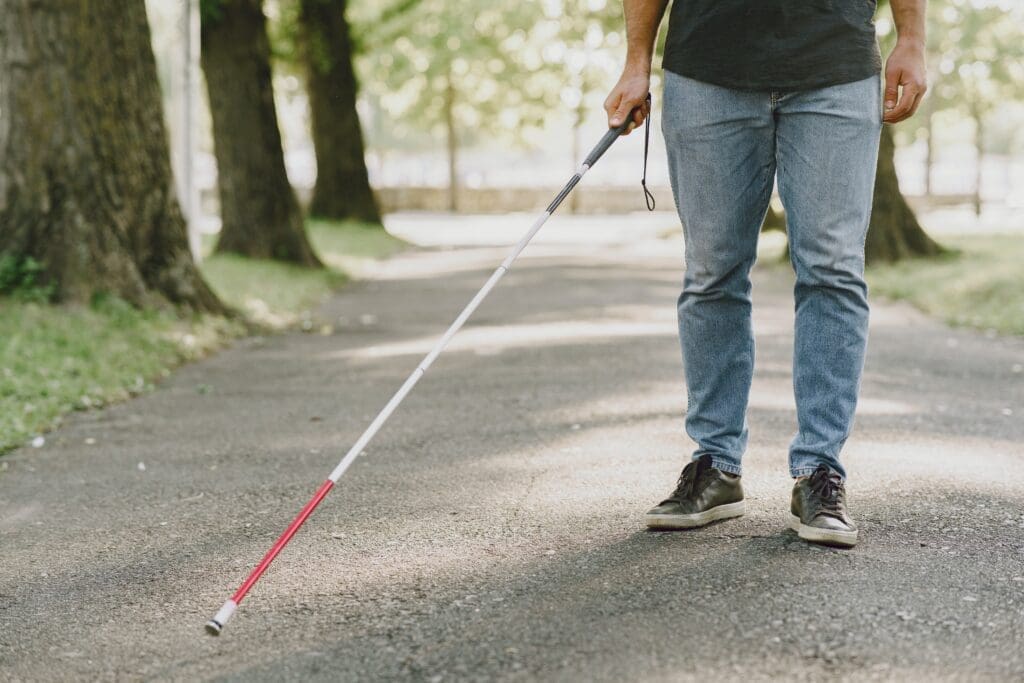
[2,219,1023,681]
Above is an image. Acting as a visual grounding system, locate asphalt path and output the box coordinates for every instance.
[2,218,1023,681]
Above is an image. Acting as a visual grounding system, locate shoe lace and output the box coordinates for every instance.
[808,467,844,514]
[668,457,711,502]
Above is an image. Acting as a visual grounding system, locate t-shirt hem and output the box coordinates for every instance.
[661,63,881,93]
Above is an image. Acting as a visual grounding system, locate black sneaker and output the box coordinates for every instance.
[789,466,858,547]
[645,454,745,529]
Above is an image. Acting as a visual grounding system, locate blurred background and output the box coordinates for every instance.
[1,0,1023,453]
[146,0,1024,234]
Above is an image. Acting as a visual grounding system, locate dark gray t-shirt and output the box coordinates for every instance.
[662,0,882,91]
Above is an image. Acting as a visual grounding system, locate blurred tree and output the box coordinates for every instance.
[0,0,223,312]
[201,0,322,265]
[361,0,547,211]
[866,126,942,262]
[918,0,1024,214]
[298,0,381,223]
[539,0,624,211]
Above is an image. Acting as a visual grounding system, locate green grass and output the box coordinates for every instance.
[0,297,241,454]
[307,219,406,269]
[199,255,348,327]
[1,220,404,454]
[200,220,404,326]
[867,233,1024,336]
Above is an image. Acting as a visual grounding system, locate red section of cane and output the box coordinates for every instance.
[205,479,334,635]
[232,479,335,603]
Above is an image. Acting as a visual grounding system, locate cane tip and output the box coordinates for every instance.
[206,598,237,636]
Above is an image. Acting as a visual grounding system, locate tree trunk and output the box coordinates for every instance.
[864,126,943,264]
[0,0,224,312]
[200,0,321,266]
[299,0,381,224]
[761,205,786,232]
[445,72,458,213]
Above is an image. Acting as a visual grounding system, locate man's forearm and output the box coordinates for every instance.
[883,0,927,121]
[890,0,926,47]
[624,0,669,74]
[605,0,669,128]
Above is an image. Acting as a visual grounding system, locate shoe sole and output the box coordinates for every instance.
[788,513,858,548]
[645,500,746,529]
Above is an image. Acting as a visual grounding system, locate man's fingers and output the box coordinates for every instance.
[898,89,926,123]
[605,92,622,123]
[885,82,921,123]
[906,82,927,118]
[613,98,642,130]
[890,92,923,123]
[616,108,634,134]
[883,69,900,114]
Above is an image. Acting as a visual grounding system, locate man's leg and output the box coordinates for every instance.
[662,71,776,476]
[775,75,882,481]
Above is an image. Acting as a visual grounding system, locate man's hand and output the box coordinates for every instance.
[883,39,927,123]
[604,68,651,135]
[608,0,667,134]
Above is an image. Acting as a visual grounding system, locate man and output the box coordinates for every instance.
[605,1,927,547]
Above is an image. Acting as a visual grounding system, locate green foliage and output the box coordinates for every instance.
[262,0,1024,155]
[924,0,1024,115]
[199,0,227,26]
[351,0,638,151]
[886,0,1024,150]
[353,0,423,49]
[263,0,633,151]
[523,0,627,126]
[267,0,302,66]
[868,233,1024,336]
[357,0,553,148]
[0,254,55,303]
[0,297,239,454]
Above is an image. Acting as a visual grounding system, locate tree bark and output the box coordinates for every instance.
[0,0,224,312]
[864,126,943,264]
[299,0,381,224]
[201,0,321,266]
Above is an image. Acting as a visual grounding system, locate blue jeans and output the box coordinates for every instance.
[662,71,882,480]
